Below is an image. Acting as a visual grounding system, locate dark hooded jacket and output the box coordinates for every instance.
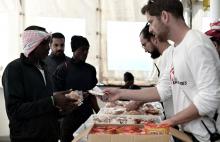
[53,58,97,135]
[44,54,70,76]
[2,53,59,142]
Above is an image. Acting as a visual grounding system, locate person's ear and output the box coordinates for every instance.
[151,37,158,45]
[161,10,169,24]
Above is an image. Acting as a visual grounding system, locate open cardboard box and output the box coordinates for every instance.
[72,124,193,142]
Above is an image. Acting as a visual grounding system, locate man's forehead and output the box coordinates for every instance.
[52,38,65,42]
[140,34,146,42]
[145,12,152,21]
[139,33,144,39]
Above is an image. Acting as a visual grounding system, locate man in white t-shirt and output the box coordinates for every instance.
[102,0,220,141]
[125,24,174,119]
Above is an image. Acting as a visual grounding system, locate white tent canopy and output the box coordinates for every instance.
[0,0,216,137]
[0,0,211,86]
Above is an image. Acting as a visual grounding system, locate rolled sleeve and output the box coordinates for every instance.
[187,44,220,116]
[193,76,220,115]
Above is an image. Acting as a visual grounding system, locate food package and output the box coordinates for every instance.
[91,114,161,125]
[65,90,83,106]
[144,122,170,135]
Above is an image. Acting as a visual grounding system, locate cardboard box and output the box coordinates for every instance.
[73,124,192,142]
[87,124,170,142]
[88,133,170,142]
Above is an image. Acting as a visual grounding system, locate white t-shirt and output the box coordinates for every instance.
[147,46,174,118]
[148,58,160,84]
[157,30,220,141]
[38,68,46,85]
[159,46,174,119]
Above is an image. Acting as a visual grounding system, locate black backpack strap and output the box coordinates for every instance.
[214,111,218,121]
[201,120,220,141]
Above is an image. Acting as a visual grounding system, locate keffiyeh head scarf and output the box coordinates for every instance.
[205,21,220,40]
[22,30,51,57]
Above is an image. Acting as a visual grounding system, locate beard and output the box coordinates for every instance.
[151,48,161,59]
[157,33,168,42]
[156,25,169,42]
[53,50,64,57]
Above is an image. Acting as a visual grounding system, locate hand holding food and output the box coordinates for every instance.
[65,90,83,106]
[53,89,83,112]
[101,88,122,102]
[125,101,141,111]
[89,86,104,96]
[159,118,175,127]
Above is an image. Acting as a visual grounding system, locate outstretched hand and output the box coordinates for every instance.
[125,101,141,111]
[53,89,80,111]
[99,88,121,102]
[160,118,175,127]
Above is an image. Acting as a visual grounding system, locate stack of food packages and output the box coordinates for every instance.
[89,100,168,135]
[90,123,170,135]
[91,114,161,125]
[100,101,163,115]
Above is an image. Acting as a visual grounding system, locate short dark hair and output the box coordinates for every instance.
[50,32,65,43]
[124,72,134,82]
[141,0,184,20]
[211,37,220,46]
[52,32,65,39]
[71,35,90,52]
[140,24,154,40]
[24,25,46,32]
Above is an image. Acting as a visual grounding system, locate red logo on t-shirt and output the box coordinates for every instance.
[170,66,175,81]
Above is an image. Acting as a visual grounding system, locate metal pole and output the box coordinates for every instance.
[210,0,220,22]
[96,0,103,83]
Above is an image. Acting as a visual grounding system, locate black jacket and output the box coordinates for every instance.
[2,53,59,142]
[53,58,97,92]
[53,58,97,134]
[44,54,70,76]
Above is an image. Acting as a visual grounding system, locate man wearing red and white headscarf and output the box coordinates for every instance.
[205,21,220,57]
[2,25,78,142]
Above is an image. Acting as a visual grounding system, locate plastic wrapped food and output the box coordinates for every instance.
[65,91,83,106]
[144,122,170,135]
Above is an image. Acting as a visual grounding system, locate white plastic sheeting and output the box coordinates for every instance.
[0,0,208,86]
[100,0,157,85]
[0,0,157,86]
[0,0,21,87]
[210,0,220,22]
